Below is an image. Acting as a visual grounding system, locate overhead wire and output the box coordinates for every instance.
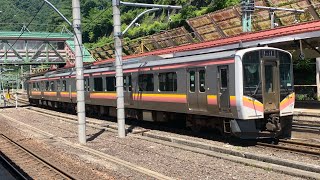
[0,2,111,66]
[0,1,46,62]
[37,3,111,65]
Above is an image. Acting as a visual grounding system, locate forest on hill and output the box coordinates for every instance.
[0,0,239,48]
[0,0,317,99]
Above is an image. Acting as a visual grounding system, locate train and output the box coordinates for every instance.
[27,46,295,139]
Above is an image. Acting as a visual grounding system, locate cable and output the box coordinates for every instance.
[0,3,110,67]
[0,1,46,61]
[82,7,110,31]
[70,5,112,64]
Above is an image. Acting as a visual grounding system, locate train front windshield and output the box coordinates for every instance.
[242,50,293,99]
[279,52,293,94]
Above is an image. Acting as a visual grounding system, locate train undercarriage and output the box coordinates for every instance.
[29,98,293,139]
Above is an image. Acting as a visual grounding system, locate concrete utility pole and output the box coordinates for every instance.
[45,0,86,144]
[316,58,320,101]
[112,0,126,138]
[112,1,182,138]
[72,0,86,144]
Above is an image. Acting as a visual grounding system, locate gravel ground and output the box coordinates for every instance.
[0,109,152,180]
[0,107,307,180]
[143,128,320,167]
[25,106,320,166]
[292,131,320,143]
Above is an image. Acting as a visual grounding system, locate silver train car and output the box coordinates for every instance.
[27,47,295,139]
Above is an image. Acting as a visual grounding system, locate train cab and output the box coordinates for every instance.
[233,47,294,138]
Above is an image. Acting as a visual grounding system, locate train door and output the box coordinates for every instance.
[218,66,230,111]
[187,68,207,111]
[262,61,280,112]
[84,77,90,103]
[68,79,72,100]
[124,75,133,105]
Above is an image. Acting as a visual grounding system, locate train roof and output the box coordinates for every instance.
[235,47,291,57]
[30,47,288,80]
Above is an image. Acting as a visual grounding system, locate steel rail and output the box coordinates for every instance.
[256,141,320,156]
[10,102,320,178]
[0,134,76,179]
[292,124,320,131]
[279,139,320,148]
[0,113,173,180]
[0,152,28,179]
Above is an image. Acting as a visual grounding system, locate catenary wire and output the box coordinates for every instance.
[0,1,46,61]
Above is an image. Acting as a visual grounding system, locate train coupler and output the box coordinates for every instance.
[265,114,281,132]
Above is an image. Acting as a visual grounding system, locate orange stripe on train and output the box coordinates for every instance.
[280,93,295,111]
[242,96,264,112]
[43,92,57,96]
[133,93,187,103]
[230,96,236,106]
[207,95,217,105]
[90,93,117,99]
[31,91,41,96]
[60,92,77,98]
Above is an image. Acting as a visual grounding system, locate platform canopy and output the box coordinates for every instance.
[90,0,320,61]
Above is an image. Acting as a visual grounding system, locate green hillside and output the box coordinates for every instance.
[0,0,239,48]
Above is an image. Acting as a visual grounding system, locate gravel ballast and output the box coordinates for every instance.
[0,107,312,179]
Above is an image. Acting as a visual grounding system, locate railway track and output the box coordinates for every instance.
[14,99,320,156]
[257,139,320,157]
[0,113,174,180]
[13,98,29,105]
[293,119,320,132]
[0,134,76,179]
[4,100,320,179]
[0,151,26,179]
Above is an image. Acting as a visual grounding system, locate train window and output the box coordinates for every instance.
[221,69,228,88]
[36,82,40,91]
[33,83,36,90]
[41,81,45,91]
[128,75,132,91]
[84,78,90,91]
[57,80,61,91]
[243,51,261,95]
[159,72,177,92]
[62,80,67,91]
[87,78,90,91]
[189,71,195,92]
[106,77,116,91]
[94,77,103,91]
[50,81,55,91]
[199,70,206,92]
[265,65,274,93]
[71,79,76,91]
[138,74,154,91]
[123,76,127,91]
[279,52,293,90]
[45,81,50,91]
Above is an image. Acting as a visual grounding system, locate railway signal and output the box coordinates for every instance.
[241,0,254,32]
[241,0,304,32]
[240,0,255,12]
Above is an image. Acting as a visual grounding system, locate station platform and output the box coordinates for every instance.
[294,108,320,115]
[294,101,320,122]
